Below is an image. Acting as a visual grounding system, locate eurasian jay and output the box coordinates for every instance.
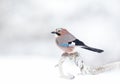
[51,28,104,54]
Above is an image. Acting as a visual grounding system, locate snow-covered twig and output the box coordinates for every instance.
[55,52,120,79]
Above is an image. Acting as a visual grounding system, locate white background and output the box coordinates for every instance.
[0,0,120,84]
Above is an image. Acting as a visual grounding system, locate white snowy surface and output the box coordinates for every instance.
[0,57,120,84]
[0,0,120,83]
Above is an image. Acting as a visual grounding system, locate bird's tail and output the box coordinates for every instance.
[81,45,104,53]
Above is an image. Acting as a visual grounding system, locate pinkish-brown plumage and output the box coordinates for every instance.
[55,28,76,53]
[51,28,104,54]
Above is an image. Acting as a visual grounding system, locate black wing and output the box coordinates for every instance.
[68,39,85,46]
[68,39,104,53]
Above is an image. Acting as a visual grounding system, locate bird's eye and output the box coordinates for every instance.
[57,30,61,32]
[56,28,62,32]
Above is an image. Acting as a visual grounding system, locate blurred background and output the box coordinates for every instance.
[0,0,120,65]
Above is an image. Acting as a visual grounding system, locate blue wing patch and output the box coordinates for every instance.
[59,43,69,47]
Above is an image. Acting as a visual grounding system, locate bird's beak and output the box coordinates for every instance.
[51,31,56,34]
[51,31,61,36]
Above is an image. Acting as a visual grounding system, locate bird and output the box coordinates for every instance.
[51,28,104,54]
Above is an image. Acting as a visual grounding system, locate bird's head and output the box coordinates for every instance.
[51,28,69,36]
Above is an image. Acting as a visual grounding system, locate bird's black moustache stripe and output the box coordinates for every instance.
[56,32,61,36]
